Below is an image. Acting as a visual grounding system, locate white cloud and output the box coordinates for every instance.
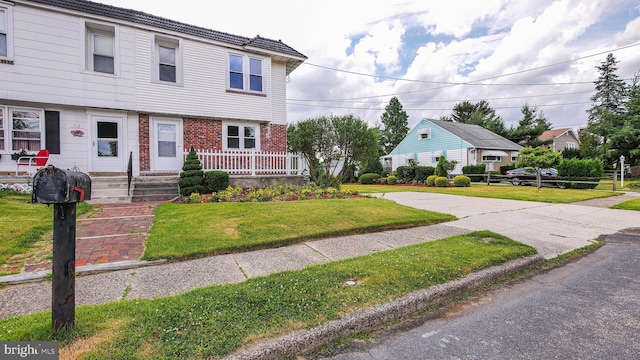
[99,0,640,130]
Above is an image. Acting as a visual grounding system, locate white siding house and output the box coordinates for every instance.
[0,0,306,178]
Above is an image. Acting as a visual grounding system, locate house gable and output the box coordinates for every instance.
[388,119,472,156]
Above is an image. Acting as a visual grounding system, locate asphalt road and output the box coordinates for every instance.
[313,232,640,360]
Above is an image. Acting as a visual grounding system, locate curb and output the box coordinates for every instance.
[0,259,167,285]
[223,254,544,360]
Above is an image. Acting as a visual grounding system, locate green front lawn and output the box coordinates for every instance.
[0,231,536,359]
[344,184,620,203]
[0,191,90,274]
[611,198,640,211]
[144,198,455,260]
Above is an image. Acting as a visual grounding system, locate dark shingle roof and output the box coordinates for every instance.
[430,120,522,151]
[25,0,307,67]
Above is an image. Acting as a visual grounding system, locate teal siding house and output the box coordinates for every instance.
[382,119,522,174]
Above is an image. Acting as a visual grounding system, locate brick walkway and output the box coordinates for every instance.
[12,202,165,273]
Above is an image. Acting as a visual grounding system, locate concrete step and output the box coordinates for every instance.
[131,179,179,202]
[90,176,131,203]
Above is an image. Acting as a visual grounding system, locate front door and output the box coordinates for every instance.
[151,118,182,171]
[92,116,124,172]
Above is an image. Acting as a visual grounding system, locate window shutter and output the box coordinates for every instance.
[45,110,60,154]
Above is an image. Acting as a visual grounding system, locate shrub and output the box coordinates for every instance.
[462,164,486,182]
[500,164,517,175]
[205,170,229,193]
[387,176,397,185]
[625,180,640,189]
[435,176,450,187]
[179,147,206,196]
[557,158,604,189]
[415,166,435,183]
[395,166,408,183]
[453,175,471,187]
[361,158,384,175]
[378,177,388,184]
[426,175,438,186]
[359,173,380,184]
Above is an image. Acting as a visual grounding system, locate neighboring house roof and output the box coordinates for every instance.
[539,128,573,142]
[430,120,522,151]
[24,0,307,73]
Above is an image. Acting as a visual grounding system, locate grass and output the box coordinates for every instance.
[144,198,455,260]
[343,183,620,203]
[0,191,91,275]
[0,231,537,359]
[611,198,640,211]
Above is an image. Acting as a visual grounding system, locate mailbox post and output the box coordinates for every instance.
[32,165,91,331]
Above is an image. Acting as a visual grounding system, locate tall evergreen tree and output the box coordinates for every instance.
[587,53,628,147]
[507,104,552,147]
[608,73,640,165]
[379,97,409,155]
[441,100,507,136]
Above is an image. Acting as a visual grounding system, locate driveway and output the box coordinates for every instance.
[377,192,640,258]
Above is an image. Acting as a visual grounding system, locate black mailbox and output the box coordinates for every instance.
[32,165,92,204]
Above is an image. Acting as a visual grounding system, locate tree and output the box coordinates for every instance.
[517,147,561,190]
[441,100,507,136]
[434,156,458,177]
[586,53,628,159]
[506,104,552,147]
[288,115,378,187]
[379,97,409,155]
[608,73,640,165]
[178,146,206,196]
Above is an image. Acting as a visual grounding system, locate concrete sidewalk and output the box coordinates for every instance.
[1,192,639,321]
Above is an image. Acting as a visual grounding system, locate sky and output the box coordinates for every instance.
[99,0,640,131]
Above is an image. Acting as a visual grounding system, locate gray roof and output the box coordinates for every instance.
[25,0,307,72]
[430,120,522,151]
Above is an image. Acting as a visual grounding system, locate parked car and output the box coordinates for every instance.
[504,167,561,187]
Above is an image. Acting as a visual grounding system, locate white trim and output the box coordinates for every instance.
[83,21,119,76]
[227,52,265,94]
[482,150,508,157]
[152,34,183,85]
[0,3,13,61]
[0,105,45,153]
[222,121,261,151]
[86,110,128,172]
[150,117,183,171]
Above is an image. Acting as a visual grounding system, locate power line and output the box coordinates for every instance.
[286,101,592,112]
[296,42,640,101]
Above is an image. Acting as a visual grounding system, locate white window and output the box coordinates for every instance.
[482,155,501,162]
[0,106,43,152]
[228,54,264,93]
[0,4,13,60]
[417,128,431,140]
[86,22,115,74]
[224,123,259,150]
[154,35,182,84]
[565,142,577,149]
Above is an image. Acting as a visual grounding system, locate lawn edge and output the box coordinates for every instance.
[223,254,544,360]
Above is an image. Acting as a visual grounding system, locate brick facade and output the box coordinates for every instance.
[138,114,150,171]
[260,123,287,152]
[183,118,223,151]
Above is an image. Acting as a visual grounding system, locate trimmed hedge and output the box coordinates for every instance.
[557,158,604,189]
[359,173,381,184]
[462,164,486,182]
[179,147,206,196]
[453,175,471,187]
[387,175,397,185]
[435,176,450,187]
[426,175,438,186]
[205,170,230,193]
[415,166,435,183]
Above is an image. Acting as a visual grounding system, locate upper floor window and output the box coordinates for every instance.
[0,8,7,57]
[86,22,115,74]
[154,35,181,84]
[228,54,264,93]
[0,106,43,152]
[417,128,431,140]
[0,5,13,60]
[225,124,258,150]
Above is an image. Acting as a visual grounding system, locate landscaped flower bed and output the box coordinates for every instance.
[181,184,362,203]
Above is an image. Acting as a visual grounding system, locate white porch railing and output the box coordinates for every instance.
[187,149,307,176]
